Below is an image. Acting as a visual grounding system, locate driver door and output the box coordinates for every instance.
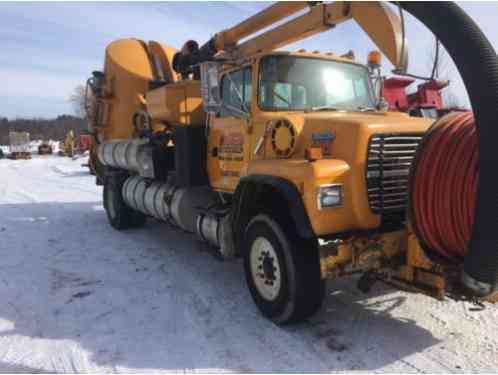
[207,66,252,192]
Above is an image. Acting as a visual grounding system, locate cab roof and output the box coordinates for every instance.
[256,50,366,67]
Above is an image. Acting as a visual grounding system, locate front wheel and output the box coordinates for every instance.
[243,214,325,324]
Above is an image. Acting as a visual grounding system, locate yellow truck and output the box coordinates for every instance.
[86,2,497,324]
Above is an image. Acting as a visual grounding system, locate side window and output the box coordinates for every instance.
[223,69,243,109]
[220,67,252,117]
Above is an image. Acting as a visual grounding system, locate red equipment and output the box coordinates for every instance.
[407,79,449,111]
[382,77,450,118]
[382,76,414,111]
[79,135,92,152]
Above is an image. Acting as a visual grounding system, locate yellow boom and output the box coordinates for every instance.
[212,1,407,71]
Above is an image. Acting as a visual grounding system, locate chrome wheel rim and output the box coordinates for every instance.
[250,236,281,301]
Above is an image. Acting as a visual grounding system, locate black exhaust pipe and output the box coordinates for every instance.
[399,2,498,296]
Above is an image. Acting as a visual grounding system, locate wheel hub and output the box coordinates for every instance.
[262,255,276,281]
[250,237,282,301]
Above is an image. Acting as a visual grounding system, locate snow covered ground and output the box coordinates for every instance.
[0,154,497,373]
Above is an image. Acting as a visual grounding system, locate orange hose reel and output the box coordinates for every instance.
[410,111,478,261]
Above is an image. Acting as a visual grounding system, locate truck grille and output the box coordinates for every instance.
[366,133,424,214]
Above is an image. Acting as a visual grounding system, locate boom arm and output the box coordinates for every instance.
[213,2,309,50]
[173,1,408,76]
[234,2,407,70]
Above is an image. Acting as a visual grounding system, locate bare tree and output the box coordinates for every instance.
[69,84,90,119]
[0,116,87,145]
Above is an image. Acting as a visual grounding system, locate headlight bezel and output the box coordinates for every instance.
[317,183,344,210]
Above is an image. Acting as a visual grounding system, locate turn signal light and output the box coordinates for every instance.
[305,147,323,162]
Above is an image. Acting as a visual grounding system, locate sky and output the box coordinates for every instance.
[0,1,497,119]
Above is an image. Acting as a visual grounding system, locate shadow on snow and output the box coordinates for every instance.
[0,201,439,372]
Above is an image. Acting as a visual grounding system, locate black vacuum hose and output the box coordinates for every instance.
[399,2,498,296]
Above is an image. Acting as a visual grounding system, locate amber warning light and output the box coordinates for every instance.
[368,50,382,67]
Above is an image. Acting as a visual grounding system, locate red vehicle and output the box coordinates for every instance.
[382,76,466,118]
[79,134,92,152]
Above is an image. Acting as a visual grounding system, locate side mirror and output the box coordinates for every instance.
[368,64,386,111]
[200,62,222,114]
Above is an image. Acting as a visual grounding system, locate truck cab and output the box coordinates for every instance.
[206,51,431,237]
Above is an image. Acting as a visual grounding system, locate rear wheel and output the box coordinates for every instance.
[243,214,325,324]
[103,173,146,230]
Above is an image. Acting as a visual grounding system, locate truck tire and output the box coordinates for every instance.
[103,174,146,230]
[243,214,325,324]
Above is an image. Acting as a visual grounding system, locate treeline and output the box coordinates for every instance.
[0,115,87,145]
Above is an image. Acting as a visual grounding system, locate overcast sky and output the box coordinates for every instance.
[1,1,497,119]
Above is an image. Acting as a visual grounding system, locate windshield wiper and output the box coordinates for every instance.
[272,89,291,106]
[305,106,339,113]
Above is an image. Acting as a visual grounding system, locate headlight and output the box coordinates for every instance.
[317,184,343,209]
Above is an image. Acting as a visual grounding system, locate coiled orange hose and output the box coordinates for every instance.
[410,111,478,260]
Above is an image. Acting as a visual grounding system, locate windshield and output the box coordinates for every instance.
[259,55,376,111]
